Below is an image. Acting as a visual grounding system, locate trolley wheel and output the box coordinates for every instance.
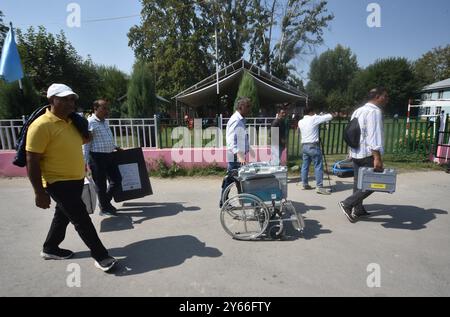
[283,200,305,231]
[220,193,270,240]
[268,225,284,239]
[221,181,239,208]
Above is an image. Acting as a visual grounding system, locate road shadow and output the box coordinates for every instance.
[76,235,222,276]
[99,202,200,233]
[359,204,448,230]
[285,201,331,240]
[291,201,325,214]
[281,217,332,241]
[287,177,300,184]
[331,180,354,193]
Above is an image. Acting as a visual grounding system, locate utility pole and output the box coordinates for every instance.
[214,7,220,116]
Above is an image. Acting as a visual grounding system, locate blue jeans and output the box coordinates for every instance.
[301,143,323,188]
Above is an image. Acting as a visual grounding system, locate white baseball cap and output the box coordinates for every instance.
[47,83,79,99]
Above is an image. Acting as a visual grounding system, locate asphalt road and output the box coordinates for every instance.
[0,171,449,297]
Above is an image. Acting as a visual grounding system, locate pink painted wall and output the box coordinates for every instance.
[0,147,287,177]
[0,151,27,177]
[433,145,450,164]
[144,147,285,168]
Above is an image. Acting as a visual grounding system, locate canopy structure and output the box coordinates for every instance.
[174,59,308,108]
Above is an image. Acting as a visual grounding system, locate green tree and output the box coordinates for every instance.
[128,0,331,98]
[0,77,40,119]
[414,45,450,86]
[96,65,129,117]
[235,71,259,116]
[15,26,100,108]
[248,0,333,82]
[306,45,358,111]
[348,58,419,115]
[127,60,156,118]
[309,45,358,93]
[0,11,8,52]
[248,0,272,70]
[270,0,334,81]
[305,80,326,110]
[74,57,100,110]
[128,0,213,98]
[209,0,251,67]
[325,90,352,113]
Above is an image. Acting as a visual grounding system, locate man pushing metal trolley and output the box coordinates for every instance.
[220,162,305,241]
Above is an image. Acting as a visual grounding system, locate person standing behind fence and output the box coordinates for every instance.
[338,87,389,223]
[26,84,117,272]
[298,106,333,195]
[219,97,252,207]
[271,106,287,166]
[83,99,122,216]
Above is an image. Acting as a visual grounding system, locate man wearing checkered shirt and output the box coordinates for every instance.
[83,100,121,216]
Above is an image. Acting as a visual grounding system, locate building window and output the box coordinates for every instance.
[431,92,439,100]
[438,91,444,99]
[436,107,442,115]
[443,90,450,100]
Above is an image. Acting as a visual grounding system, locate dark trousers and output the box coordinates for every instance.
[88,152,121,210]
[343,156,374,213]
[220,161,242,204]
[44,180,109,262]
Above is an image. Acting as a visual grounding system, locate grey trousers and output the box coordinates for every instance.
[343,156,374,213]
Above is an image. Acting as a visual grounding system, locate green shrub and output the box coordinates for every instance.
[149,159,225,178]
[235,71,259,116]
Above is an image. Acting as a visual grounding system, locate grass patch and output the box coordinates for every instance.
[149,159,226,178]
[287,153,446,175]
[147,153,445,179]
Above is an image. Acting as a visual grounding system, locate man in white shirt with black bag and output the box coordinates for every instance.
[339,87,389,223]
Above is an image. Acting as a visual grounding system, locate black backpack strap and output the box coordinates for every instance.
[12,105,50,167]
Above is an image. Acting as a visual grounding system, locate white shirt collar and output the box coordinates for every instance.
[366,102,381,111]
[91,114,104,122]
[234,111,244,120]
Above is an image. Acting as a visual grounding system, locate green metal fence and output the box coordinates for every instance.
[287,117,440,159]
[152,115,445,161]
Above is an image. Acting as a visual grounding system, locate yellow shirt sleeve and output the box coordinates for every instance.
[26,121,50,154]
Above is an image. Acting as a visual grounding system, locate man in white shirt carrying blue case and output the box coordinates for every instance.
[339,87,389,223]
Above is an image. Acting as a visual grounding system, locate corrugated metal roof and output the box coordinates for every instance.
[174,58,307,108]
[422,78,450,91]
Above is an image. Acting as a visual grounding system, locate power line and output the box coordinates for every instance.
[10,0,212,29]
[82,14,140,24]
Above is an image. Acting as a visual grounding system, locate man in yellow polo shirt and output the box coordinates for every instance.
[26,83,117,272]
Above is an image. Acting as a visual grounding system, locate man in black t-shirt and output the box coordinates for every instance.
[271,106,287,165]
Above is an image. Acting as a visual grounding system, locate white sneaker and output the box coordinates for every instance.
[94,257,117,272]
[316,187,331,195]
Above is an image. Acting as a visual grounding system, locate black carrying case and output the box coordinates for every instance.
[112,148,153,202]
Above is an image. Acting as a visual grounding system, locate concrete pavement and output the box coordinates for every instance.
[0,171,449,296]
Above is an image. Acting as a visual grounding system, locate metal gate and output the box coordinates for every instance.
[434,114,450,161]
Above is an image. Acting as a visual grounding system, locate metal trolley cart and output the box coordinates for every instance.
[220,163,305,240]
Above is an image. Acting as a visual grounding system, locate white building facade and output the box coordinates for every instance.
[419,78,450,118]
